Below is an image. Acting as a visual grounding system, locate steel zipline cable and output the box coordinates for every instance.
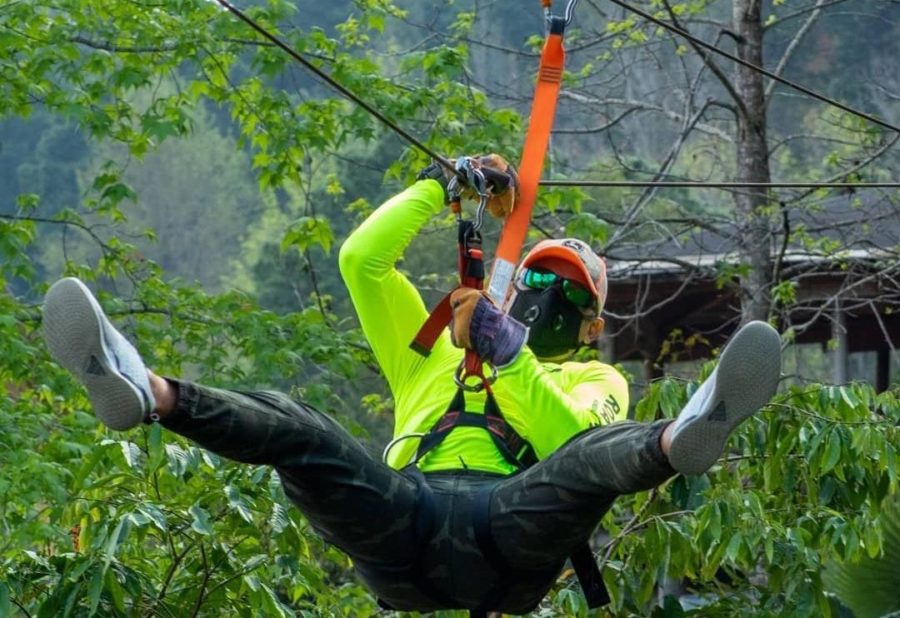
[214,0,458,174]
[213,0,898,190]
[542,180,900,189]
[605,0,900,134]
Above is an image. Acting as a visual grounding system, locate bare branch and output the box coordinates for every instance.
[607,99,716,249]
[558,92,733,142]
[661,0,748,119]
[786,133,900,204]
[190,544,211,618]
[768,133,865,157]
[552,108,640,134]
[763,0,852,30]
[764,0,827,102]
[873,84,900,101]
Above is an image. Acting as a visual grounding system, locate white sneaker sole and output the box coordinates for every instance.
[668,321,782,475]
[43,278,150,430]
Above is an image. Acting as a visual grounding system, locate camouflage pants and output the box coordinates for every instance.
[162,380,674,614]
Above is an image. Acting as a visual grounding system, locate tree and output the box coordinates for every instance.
[0,0,897,616]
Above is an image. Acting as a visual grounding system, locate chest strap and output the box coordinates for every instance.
[414,387,537,470]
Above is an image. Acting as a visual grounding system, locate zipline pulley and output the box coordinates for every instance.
[447,157,490,233]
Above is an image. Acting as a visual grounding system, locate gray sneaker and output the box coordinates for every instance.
[43,278,156,430]
[667,320,782,475]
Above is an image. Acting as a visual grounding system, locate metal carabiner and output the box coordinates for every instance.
[563,0,579,25]
[454,361,498,392]
[473,191,488,232]
[450,157,490,231]
[545,0,578,29]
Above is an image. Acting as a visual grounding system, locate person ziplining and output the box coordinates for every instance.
[41,160,783,615]
[40,1,792,615]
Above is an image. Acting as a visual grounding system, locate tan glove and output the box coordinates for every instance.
[423,154,518,217]
[472,154,518,219]
[450,287,527,366]
[449,287,483,350]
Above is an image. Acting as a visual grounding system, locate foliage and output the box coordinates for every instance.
[1,0,898,616]
[824,493,900,618]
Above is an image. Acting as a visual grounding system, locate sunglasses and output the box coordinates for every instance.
[521,268,595,308]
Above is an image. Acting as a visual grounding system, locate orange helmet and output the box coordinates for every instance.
[517,238,607,314]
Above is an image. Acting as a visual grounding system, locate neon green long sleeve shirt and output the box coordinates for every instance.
[339,180,629,474]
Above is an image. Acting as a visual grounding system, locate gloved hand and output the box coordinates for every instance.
[450,287,527,367]
[472,154,518,219]
[417,155,518,217]
[416,158,456,203]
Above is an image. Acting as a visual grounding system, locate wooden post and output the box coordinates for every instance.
[832,297,848,384]
[875,347,890,393]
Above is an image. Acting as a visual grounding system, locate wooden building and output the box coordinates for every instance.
[601,191,899,391]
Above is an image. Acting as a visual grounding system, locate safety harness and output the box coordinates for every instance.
[403,3,608,615]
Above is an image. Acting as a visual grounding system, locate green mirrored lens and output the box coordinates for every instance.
[525,268,594,307]
[562,280,593,307]
[523,269,559,289]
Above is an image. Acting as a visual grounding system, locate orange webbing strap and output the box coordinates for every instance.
[486,17,566,304]
[410,294,453,356]
[411,220,484,356]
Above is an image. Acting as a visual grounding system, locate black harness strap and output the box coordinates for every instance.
[570,543,611,608]
[377,465,457,611]
[470,484,608,613]
[415,387,537,470]
[472,485,516,614]
[411,384,608,613]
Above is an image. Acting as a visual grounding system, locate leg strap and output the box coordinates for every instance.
[472,486,513,614]
[570,543,610,609]
[472,486,610,611]
[375,467,457,610]
[407,467,458,608]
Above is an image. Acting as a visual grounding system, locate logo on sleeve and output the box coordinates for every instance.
[598,394,620,424]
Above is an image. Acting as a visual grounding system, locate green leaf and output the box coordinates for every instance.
[0,582,10,617]
[71,447,106,493]
[270,502,289,534]
[137,504,168,533]
[87,568,104,615]
[189,503,214,536]
[105,516,130,564]
[822,432,842,475]
[225,485,254,524]
[166,444,191,477]
[725,532,743,562]
[280,216,335,254]
[564,212,609,244]
[105,569,126,614]
[148,423,164,471]
[118,441,141,469]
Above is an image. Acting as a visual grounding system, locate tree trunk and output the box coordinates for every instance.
[732,0,773,323]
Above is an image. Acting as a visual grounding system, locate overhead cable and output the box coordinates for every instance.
[213,0,457,173]
[213,0,898,190]
[605,0,900,134]
[540,180,900,189]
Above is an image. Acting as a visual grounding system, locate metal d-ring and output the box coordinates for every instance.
[454,361,498,392]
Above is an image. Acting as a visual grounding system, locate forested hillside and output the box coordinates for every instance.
[1,0,898,615]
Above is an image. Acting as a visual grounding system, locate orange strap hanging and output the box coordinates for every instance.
[486,17,566,304]
[411,16,567,357]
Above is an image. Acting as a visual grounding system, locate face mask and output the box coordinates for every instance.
[508,286,583,359]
